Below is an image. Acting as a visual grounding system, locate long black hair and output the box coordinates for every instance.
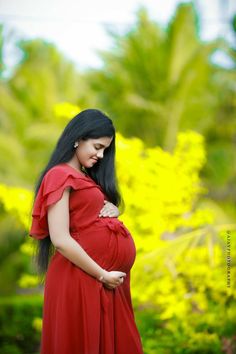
[33,109,123,274]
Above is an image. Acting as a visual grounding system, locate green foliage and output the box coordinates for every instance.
[0,295,42,354]
[85,5,219,144]
[135,306,229,354]
[0,36,84,187]
[0,211,29,295]
[0,3,236,353]
[84,4,236,197]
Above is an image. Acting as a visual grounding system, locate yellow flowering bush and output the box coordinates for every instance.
[0,184,32,229]
[116,130,211,253]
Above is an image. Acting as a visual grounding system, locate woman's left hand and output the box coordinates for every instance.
[99,200,119,218]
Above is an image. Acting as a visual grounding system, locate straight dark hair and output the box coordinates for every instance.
[32,109,123,274]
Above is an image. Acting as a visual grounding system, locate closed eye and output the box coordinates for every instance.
[95,144,108,150]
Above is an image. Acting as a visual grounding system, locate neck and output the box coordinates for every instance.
[67,156,83,173]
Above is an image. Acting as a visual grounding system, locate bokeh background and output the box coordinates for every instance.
[0,0,236,353]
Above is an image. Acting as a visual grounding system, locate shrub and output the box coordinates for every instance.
[0,295,42,354]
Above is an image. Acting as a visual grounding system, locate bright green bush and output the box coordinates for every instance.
[134,300,236,354]
[0,295,42,354]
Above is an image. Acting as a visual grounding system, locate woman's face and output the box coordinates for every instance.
[75,136,113,168]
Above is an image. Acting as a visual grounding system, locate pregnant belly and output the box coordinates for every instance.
[71,218,136,273]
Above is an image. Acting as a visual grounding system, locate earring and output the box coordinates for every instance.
[74,142,79,148]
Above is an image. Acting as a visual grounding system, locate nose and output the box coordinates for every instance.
[97,150,104,159]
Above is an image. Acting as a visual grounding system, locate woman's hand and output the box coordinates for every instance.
[100,270,126,290]
[99,200,119,218]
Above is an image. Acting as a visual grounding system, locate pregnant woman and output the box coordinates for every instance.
[29,109,144,354]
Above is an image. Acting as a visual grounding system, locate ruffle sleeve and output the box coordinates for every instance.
[29,165,94,239]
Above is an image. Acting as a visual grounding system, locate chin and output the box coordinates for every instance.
[91,158,98,164]
[84,160,97,168]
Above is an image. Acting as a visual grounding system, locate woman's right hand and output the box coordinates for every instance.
[101,270,126,290]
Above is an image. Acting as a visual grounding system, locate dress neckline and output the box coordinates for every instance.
[62,163,91,179]
[61,163,104,194]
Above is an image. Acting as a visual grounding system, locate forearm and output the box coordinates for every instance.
[54,234,107,280]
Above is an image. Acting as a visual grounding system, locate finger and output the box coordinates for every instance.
[103,207,111,213]
[104,284,114,290]
[111,280,120,286]
[100,211,114,218]
[99,207,111,215]
[106,283,116,289]
[99,209,108,217]
[104,283,113,288]
[110,281,119,286]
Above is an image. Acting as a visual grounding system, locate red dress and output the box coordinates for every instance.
[29,163,144,354]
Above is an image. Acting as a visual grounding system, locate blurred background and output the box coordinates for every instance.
[0,0,236,353]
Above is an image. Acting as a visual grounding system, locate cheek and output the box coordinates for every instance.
[88,147,97,156]
[78,147,95,160]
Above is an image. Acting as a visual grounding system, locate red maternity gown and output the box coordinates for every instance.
[29,163,144,354]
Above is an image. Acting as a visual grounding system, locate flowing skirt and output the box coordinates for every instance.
[40,219,144,354]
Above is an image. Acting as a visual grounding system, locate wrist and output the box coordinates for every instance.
[97,269,108,282]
